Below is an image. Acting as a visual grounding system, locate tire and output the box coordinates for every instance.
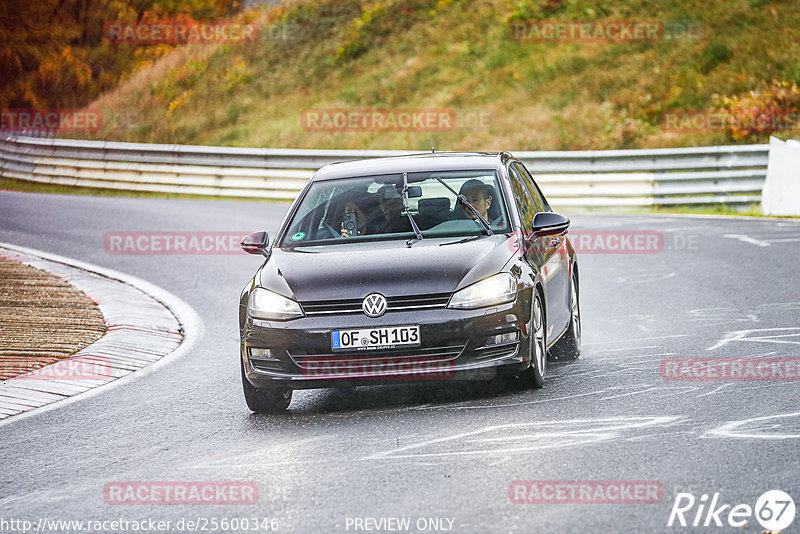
[241,360,292,413]
[551,272,581,360]
[523,291,547,389]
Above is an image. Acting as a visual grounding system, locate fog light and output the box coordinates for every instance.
[487,332,519,346]
[248,347,279,361]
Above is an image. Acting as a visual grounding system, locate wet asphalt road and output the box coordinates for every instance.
[1,190,799,533]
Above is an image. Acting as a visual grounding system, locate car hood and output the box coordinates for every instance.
[259,235,516,302]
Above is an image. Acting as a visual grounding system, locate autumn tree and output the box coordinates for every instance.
[0,0,243,110]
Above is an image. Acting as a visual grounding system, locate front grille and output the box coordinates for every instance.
[300,293,451,316]
[288,343,465,370]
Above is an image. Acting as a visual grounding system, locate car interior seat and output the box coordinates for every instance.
[417,197,451,230]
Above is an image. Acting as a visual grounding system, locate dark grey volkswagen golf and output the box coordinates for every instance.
[239,152,580,412]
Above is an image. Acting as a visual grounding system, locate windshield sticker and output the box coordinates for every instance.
[290,232,305,241]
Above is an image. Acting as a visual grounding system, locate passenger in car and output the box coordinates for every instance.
[340,190,379,237]
[374,184,412,234]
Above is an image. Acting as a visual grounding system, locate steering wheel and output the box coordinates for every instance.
[321,223,343,239]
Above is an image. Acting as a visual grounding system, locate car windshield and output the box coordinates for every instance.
[280,170,510,247]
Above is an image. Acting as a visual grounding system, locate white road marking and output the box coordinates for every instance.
[592,345,657,353]
[707,412,800,440]
[696,383,775,398]
[760,302,800,311]
[557,366,660,381]
[417,385,652,411]
[584,335,687,346]
[613,272,676,284]
[696,383,737,397]
[706,327,800,351]
[364,416,681,459]
[767,237,800,243]
[625,430,697,442]
[588,352,678,361]
[598,386,696,401]
[738,350,779,357]
[723,234,771,247]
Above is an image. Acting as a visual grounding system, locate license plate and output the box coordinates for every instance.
[331,325,420,351]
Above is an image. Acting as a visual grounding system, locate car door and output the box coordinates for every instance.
[514,161,572,337]
[506,164,568,346]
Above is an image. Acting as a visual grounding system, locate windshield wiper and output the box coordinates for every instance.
[439,234,488,246]
[434,177,493,236]
[401,172,424,247]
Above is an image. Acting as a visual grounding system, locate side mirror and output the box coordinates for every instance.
[531,212,570,237]
[241,231,270,257]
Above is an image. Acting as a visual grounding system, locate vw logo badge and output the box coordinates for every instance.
[362,293,387,318]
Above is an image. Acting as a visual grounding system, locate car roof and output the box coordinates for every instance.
[311,152,512,181]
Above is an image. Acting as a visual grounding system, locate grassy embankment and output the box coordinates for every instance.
[7,0,800,213]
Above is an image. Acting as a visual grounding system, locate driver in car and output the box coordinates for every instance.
[454,179,493,222]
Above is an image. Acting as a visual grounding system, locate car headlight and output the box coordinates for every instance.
[248,288,304,320]
[448,273,518,310]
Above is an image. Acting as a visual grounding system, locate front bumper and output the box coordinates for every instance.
[241,299,532,390]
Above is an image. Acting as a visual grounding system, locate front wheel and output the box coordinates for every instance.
[551,272,581,360]
[241,360,292,413]
[522,292,547,389]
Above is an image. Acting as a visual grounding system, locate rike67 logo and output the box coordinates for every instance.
[668,490,795,531]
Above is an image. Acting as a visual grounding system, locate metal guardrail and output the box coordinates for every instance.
[0,136,769,207]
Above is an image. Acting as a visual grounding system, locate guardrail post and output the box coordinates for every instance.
[762,137,800,216]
